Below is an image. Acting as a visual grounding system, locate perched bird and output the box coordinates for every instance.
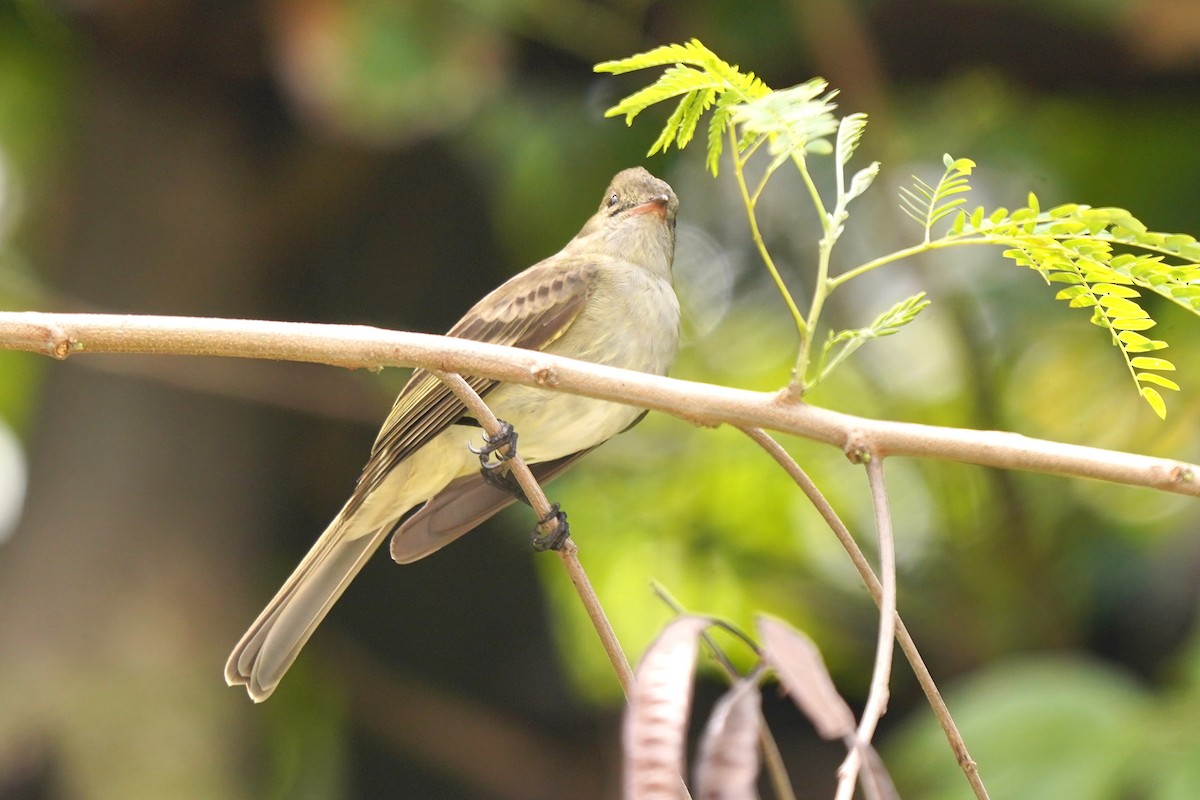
[226,167,681,701]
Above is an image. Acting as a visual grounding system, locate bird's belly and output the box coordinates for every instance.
[485,387,641,462]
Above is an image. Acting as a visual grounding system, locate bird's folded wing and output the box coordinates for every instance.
[389,448,594,563]
[346,260,598,517]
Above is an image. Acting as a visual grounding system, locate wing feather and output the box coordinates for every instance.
[344,259,596,517]
[389,448,594,563]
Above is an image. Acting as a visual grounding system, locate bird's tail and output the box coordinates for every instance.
[225,513,393,702]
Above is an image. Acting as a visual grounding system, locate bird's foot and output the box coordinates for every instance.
[469,420,518,470]
[531,504,570,551]
[481,461,528,503]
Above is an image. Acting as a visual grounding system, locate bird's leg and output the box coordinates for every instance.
[481,463,529,504]
[469,420,528,502]
[468,420,571,550]
[531,504,570,551]
[469,420,519,470]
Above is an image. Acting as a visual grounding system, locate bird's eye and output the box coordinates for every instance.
[606,193,619,208]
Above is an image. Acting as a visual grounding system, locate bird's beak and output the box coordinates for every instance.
[630,193,671,219]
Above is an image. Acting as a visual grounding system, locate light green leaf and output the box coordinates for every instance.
[1108,317,1156,330]
[950,211,967,235]
[1117,331,1167,352]
[1055,286,1090,301]
[845,162,879,203]
[1141,386,1167,419]
[1097,296,1147,317]
[1118,330,1151,347]
[836,112,868,167]
[944,154,975,173]
[971,206,985,230]
[1136,373,1180,391]
[1130,357,1175,371]
[1091,283,1140,298]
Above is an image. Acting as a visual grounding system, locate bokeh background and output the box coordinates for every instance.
[2,1,1200,798]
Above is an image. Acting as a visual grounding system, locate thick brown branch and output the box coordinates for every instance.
[1,311,1196,497]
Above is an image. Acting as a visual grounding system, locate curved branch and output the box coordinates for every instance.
[433,371,635,697]
[1,311,1196,497]
[742,427,989,799]
[836,456,896,800]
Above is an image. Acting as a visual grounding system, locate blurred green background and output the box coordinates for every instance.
[1,1,1199,798]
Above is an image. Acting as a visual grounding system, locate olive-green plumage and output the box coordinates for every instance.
[226,167,680,701]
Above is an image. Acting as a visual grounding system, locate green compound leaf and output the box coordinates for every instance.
[812,292,931,387]
[595,38,771,176]
[977,199,1200,417]
[900,154,976,243]
[732,79,841,158]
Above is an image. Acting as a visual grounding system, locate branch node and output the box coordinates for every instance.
[531,363,560,387]
[776,384,805,404]
[843,431,873,464]
[26,319,76,359]
[53,336,75,360]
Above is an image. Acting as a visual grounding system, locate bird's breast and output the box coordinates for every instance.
[484,265,680,462]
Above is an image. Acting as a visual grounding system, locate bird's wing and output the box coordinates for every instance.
[389,448,594,563]
[344,259,597,518]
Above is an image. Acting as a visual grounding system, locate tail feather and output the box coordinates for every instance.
[225,518,393,702]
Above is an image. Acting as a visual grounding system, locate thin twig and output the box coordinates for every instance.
[432,371,634,697]
[835,455,897,800]
[2,312,1192,499]
[741,427,989,800]
[555,537,635,696]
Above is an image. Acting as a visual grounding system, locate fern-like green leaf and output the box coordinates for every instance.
[1001,229,1179,417]
[594,39,725,76]
[813,292,931,386]
[833,113,876,210]
[595,39,771,175]
[900,155,976,243]
[605,65,724,125]
[675,87,716,150]
[733,80,840,158]
[836,113,868,167]
[647,87,717,156]
[705,94,740,175]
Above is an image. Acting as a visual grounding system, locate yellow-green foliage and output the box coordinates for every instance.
[597,40,1200,417]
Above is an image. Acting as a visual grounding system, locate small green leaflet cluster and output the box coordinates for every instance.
[905,155,1200,418]
[595,39,840,177]
[900,154,975,244]
[816,293,932,386]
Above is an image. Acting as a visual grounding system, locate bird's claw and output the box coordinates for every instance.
[531,503,570,551]
[469,421,518,470]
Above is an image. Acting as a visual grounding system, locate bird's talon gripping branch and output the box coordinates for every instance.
[531,503,570,551]
[469,420,518,470]
[480,461,527,502]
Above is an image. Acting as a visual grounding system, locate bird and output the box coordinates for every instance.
[226,166,681,701]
